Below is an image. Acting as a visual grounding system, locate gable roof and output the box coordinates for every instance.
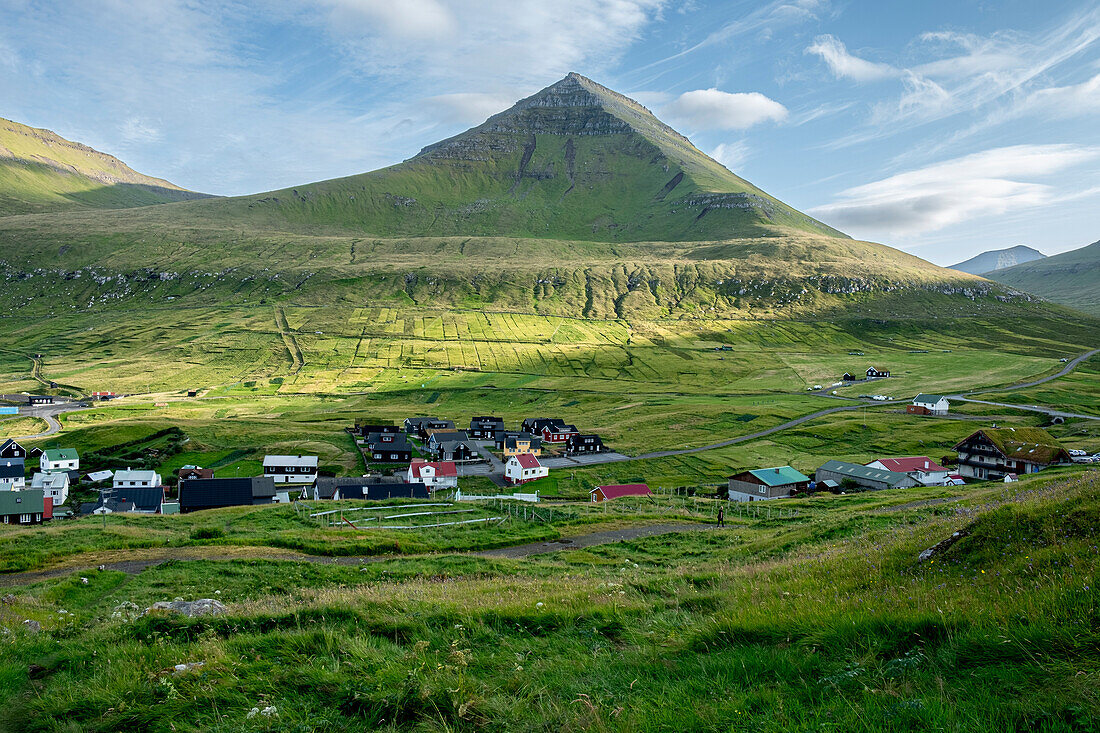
[263,455,318,468]
[741,466,810,487]
[98,486,164,512]
[179,477,276,510]
[31,472,69,490]
[409,459,457,478]
[114,469,162,484]
[85,470,114,482]
[366,432,410,448]
[0,439,24,452]
[333,482,429,500]
[513,453,542,469]
[0,489,43,515]
[591,483,651,499]
[177,467,214,479]
[871,457,948,473]
[913,394,947,404]
[0,461,24,479]
[817,460,912,487]
[42,448,79,462]
[956,427,1070,465]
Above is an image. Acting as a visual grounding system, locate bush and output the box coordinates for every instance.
[189,527,225,541]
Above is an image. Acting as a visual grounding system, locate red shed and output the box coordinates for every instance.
[590,483,651,502]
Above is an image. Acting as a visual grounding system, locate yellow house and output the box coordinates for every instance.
[503,435,541,458]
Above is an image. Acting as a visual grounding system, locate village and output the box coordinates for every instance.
[2,383,1095,526]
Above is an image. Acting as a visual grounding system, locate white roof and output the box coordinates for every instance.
[86,470,114,481]
[264,455,318,467]
[31,472,69,489]
[114,469,161,483]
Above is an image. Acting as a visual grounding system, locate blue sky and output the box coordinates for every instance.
[1,0,1098,265]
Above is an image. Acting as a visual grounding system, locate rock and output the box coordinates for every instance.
[147,599,228,617]
[1,594,15,605]
[23,619,41,634]
[169,661,204,676]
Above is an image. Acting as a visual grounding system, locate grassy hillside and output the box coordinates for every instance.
[1,469,1097,730]
[0,117,208,216]
[990,239,1100,315]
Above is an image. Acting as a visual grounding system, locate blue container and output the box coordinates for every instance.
[0,406,18,415]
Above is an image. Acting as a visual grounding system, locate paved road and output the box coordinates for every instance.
[946,397,1099,421]
[9,401,92,440]
[952,347,1100,397]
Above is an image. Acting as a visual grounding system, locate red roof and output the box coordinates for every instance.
[592,483,651,499]
[409,459,457,478]
[514,453,541,469]
[872,457,948,473]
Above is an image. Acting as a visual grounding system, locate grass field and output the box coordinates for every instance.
[0,468,1097,731]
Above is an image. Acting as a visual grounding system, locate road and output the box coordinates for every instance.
[8,401,92,440]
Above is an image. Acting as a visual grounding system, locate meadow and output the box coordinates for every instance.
[0,469,1097,731]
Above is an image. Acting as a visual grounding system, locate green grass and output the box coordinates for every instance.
[0,470,1097,731]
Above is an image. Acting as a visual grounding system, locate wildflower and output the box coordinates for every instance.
[246,708,259,719]
[536,602,544,608]
[261,706,278,717]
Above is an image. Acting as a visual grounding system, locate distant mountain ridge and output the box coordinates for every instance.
[0,116,209,216]
[988,239,1100,316]
[950,245,1046,275]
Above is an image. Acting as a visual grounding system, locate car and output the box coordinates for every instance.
[1061,358,1069,363]
[871,395,889,401]
[813,385,822,390]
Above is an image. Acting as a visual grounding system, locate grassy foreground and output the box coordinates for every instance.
[0,470,1098,731]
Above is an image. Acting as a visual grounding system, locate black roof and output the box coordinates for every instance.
[0,461,24,479]
[366,432,411,448]
[335,482,429,500]
[179,477,276,511]
[92,487,164,513]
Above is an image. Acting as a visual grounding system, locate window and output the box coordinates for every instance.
[20,514,31,523]
[758,486,767,494]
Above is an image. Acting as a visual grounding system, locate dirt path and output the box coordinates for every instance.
[0,523,712,587]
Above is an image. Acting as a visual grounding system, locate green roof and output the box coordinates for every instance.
[817,460,913,487]
[746,466,810,487]
[42,448,78,461]
[960,427,1069,465]
[0,489,44,515]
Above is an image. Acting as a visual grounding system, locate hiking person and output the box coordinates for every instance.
[716,507,725,528]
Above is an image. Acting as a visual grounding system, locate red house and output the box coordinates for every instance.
[590,483,652,502]
[541,422,579,444]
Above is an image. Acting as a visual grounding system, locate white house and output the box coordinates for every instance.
[263,455,318,484]
[31,471,69,506]
[0,460,25,491]
[910,394,949,416]
[407,459,458,490]
[113,469,163,489]
[865,457,951,486]
[504,453,548,485]
[40,448,79,472]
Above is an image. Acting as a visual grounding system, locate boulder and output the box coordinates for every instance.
[147,599,227,617]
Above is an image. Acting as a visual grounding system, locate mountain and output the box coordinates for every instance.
[988,239,1100,315]
[950,245,1046,275]
[0,73,1070,325]
[42,73,842,243]
[0,116,209,216]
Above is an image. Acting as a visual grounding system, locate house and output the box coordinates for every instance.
[0,489,45,525]
[365,432,413,462]
[28,395,54,405]
[83,469,113,484]
[314,477,429,501]
[908,394,949,416]
[177,466,214,481]
[566,434,605,455]
[495,431,542,456]
[841,372,857,381]
[591,483,652,502]
[178,477,277,512]
[815,460,918,492]
[468,416,505,440]
[113,469,163,489]
[953,427,1070,480]
[865,457,951,486]
[407,459,458,490]
[427,430,470,452]
[30,471,69,506]
[86,486,167,514]
[505,453,548,485]
[40,448,79,472]
[354,420,399,437]
[542,422,578,444]
[435,439,477,462]
[0,460,25,491]
[1004,473,1019,483]
[403,417,455,437]
[866,367,890,379]
[727,466,811,502]
[0,439,26,459]
[263,455,318,484]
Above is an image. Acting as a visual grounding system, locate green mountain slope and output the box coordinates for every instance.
[989,239,1100,315]
[0,117,209,216]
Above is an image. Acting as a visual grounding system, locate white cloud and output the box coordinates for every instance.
[1017,72,1100,119]
[421,92,517,125]
[665,88,788,130]
[805,34,898,82]
[119,117,161,144]
[710,141,750,171]
[324,0,455,40]
[809,145,1100,237]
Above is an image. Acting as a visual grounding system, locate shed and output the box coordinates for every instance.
[590,483,652,502]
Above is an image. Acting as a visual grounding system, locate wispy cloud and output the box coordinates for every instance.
[805,34,897,82]
[710,140,751,170]
[809,144,1100,237]
[665,88,788,130]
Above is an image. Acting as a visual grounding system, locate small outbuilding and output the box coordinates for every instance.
[727,466,810,502]
[590,483,652,502]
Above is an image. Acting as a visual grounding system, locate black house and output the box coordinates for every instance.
[314,477,429,501]
[0,439,26,459]
[356,422,400,437]
[842,372,856,381]
[567,434,606,454]
[178,477,277,512]
[468,416,505,440]
[521,418,566,435]
[29,395,54,405]
[366,432,413,462]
